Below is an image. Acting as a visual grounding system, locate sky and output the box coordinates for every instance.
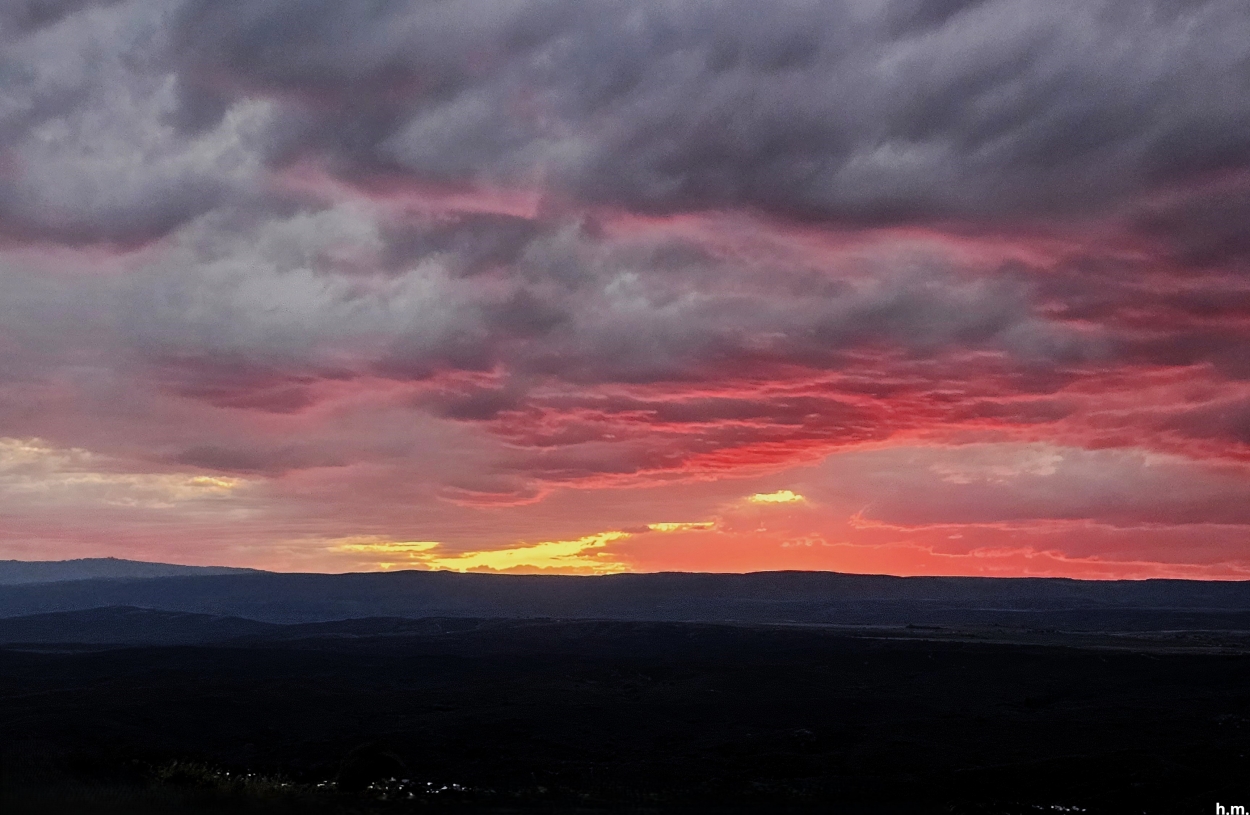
[3,0,1250,578]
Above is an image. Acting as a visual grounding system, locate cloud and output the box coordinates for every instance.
[0,197,1113,486]
[5,0,1246,247]
[4,0,1250,577]
[646,522,715,533]
[747,490,805,504]
[0,436,250,510]
[802,443,1250,528]
[331,537,439,555]
[166,0,1250,221]
[0,1,280,245]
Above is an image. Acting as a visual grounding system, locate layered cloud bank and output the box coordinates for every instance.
[3,0,1250,576]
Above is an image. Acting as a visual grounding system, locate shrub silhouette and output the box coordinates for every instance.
[336,743,408,793]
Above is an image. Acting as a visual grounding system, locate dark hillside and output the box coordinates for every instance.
[2,618,1247,814]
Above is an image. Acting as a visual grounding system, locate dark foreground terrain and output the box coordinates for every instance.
[2,612,1249,814]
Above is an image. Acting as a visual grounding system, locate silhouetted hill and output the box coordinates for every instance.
[0,606,277,645]
[0,557,261,585]
[0,607,503,647]
[2,569,1250,629]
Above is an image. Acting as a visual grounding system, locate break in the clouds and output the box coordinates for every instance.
[2,0,1250,576]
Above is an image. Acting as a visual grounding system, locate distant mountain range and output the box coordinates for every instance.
[2,560,1250,632]
[0,557,260,585]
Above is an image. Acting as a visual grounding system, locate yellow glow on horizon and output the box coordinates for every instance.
[647,521,716,533]
[423,532,631,573]
[748,489,805,504]
[333,518,725,575]
[331,532,631,574]
[333,538,441,554]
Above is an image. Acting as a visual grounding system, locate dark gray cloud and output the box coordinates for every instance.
[0,190,1108,485]
[2,199,1088,385]
[4,0,1250,494]
[0,0,125,35]
[171,0,1250,221]
[3,0,1248,240]
[0,0,280,245]
[0,0,1240,242]
[1134,187,1250,272]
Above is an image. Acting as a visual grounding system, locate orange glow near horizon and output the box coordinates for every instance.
[319,522,1250,581]
[304,479,1250,581]
[8,432,1250,581]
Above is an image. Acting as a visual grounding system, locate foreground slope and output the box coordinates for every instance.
[2,618,1248,814]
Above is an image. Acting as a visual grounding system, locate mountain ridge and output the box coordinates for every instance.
[0,557,262,586]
